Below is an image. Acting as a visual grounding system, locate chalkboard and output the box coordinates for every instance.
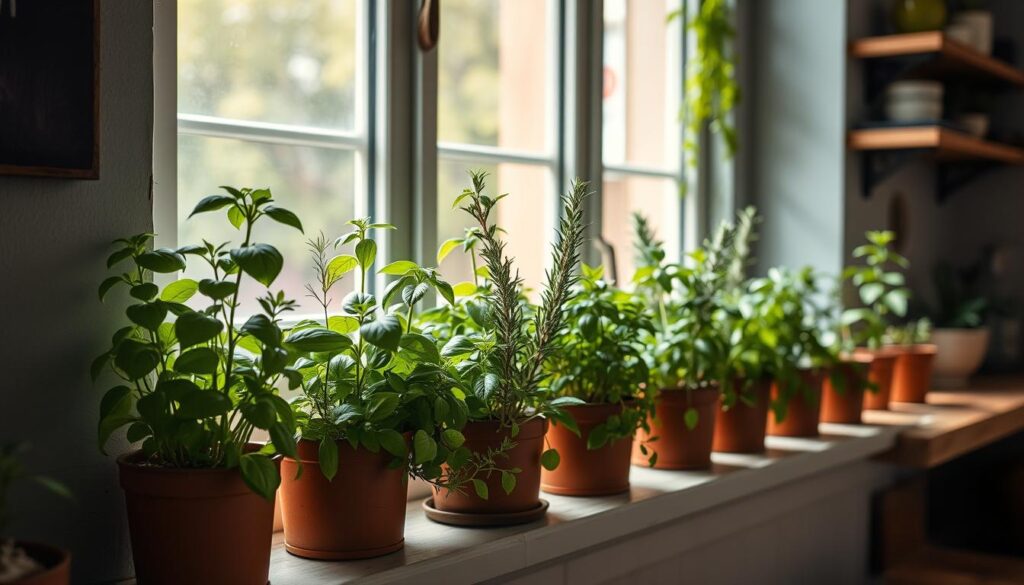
[0,0,99,179]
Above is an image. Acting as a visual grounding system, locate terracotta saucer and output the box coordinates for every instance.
[421,498,549,527]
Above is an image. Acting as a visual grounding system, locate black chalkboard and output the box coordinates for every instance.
[0,0,99,179]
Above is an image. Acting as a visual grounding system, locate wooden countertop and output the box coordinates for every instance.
[864,376,1024,468]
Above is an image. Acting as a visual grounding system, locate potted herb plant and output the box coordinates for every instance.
[928,261,990,387]
[540,264,654,495]
[887,319,936,403]
[423,172,589,526]
[95,187,302,585]
[840,230,908,411]
[630,214,728,470]
[278,222,478,559]
[0,444,71,585]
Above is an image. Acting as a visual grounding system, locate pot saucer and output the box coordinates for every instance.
[422,497,549,527]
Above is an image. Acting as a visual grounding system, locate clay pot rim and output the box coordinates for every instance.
[838,352,875,365]
[933,326,990,335]
[853,346,901,359]
[885,343,938,355]
[461,417,548,439]
[10,541,70,574]
[117,442,278,474]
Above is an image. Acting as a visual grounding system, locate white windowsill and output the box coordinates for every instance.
[267,423,902,585]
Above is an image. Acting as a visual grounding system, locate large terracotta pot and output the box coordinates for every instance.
[857,348,898,410]
[767,369,823,438]
[541,402,632,496]
[632,385,719,470]
[7,542,69,585]
[118,448,276,585]
[433,418,546,514]
[821,356,871,424]
[890,344,938,403]
[280,438,407,560]
[713,378,771,454]
[932,327,990,387]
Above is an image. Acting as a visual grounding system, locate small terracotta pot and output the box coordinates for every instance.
[713,378,771,453]
[632,385,719,470]
[857,348,899,410]
[118,447,276,585]
[280,438,407,560]
[433,418,547,515]
[10,542,70,585]
[767,369,823,437]
[541,402,632,496]
[890,344,938,403]
[821,357,871,424]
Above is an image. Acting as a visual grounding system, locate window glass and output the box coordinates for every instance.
[178,0,360,130]
[602,174,682,285]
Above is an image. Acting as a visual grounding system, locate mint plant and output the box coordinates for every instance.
[841,230,910,349]
[95,187,303,500]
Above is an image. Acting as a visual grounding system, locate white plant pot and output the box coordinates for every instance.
[931,327,990,388]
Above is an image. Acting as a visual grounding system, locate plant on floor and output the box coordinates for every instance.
[95,187,303,500]
[543,264,655,461]
[437,171,590,483]
[285,221,492,491]
[841,230,910,349]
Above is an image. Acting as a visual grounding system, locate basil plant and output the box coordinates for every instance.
[95,187,305,500]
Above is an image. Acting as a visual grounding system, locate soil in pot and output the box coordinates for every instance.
[0,541,69,585]
[890,344,938,403]
[432,418,547,516]
[713,378,771,454]
[632,385,719,470]
[767,369,823,438]
[857,348,898,411]
[541,402,632,496]
[280,438,407,560]
[821,356,871,425]
[118,447,276,585]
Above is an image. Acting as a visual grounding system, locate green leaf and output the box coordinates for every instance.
[360,316,402,352]
[241,314,281,347]
[441,429,465,449]
[355,238,377,270]
[100,385,132,420]
[228,206,246,229]
[453,281,477,297]
[175,311,224,348]
[471,478,489,500]
[684,407,699,431]
[413,430,437,464]
[98,276,123,301]
[263,205,304,232]
[130,283,159,301]
[437,238,462,264]
[367,392,400,422]
[402,283,429,307]
[441,335,476,358]
[378,260,419,275]
[541,448,560,471]
[859,282,885,306]
[106,247,134,269]
[319,438,338,481]
[399,333,441,364]
[586,425,610,450]
[136,249,186,273]
[90,353,110,382]
[327,315,360,334]
[500,471,517,495]
[378,429,407,457]
[884,290,908,317]
[197,279,236,301]
[174,347,219,375]
[189,194,236,217]
[326,255,358,286]
[126,303,167,331]
[284,327,352,353]
[230,244,283,287]
[160,279,199,303]
[114,340,161,380]
[177,390,232,418]
[433,279,455,306]
[98,412,135,454]
[239,453,280,501]
[269,422,298,458]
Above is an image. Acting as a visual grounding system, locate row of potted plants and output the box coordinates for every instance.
[79,176,938,584]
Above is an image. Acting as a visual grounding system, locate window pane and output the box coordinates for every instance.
[178,135,357,316]
[602,174,682,285]
[178,0,360,130]
[438,0,552,152]
[437,158,552,292]
[603,0,683,170]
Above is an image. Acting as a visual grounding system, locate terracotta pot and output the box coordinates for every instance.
[541,403,632,496]
[632,385,719,470]
[713,378,771,453]
[280,438,407,559]
[433,418,546,515]
[118,448,276,585]
[857,348,898,410]
[821,357,871,424]
[767,369,823,437]
[890,344,938,403]
[9,542,69,585]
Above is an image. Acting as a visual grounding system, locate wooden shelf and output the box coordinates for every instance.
[851,31,1024,86]
[848,126,1024,165]
[863,376,1024,468]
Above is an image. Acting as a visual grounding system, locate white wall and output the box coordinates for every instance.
[0,2,153,582]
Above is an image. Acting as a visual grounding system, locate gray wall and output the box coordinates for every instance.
[0,1,153,582]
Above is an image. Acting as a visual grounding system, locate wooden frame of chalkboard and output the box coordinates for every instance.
[0,0,100,179]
